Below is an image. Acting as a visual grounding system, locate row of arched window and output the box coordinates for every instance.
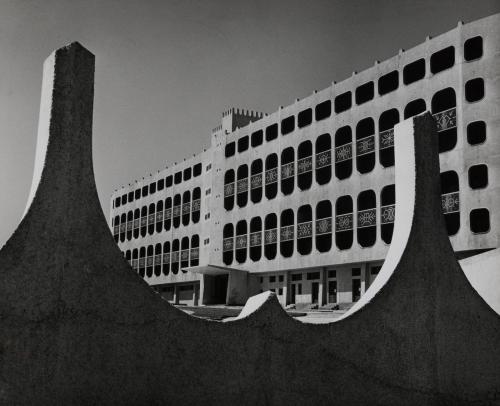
[113,187,201,242]
[223,171,467,265]
[222,187,396,265]
[124,235,200,278]
[225,36,483,159]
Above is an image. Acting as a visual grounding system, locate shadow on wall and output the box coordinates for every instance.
[0,42,498,405]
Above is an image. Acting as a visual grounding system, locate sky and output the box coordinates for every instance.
[0,0,499,246]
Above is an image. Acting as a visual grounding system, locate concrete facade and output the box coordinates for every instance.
[111,13,500,307]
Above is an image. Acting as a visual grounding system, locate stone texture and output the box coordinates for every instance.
[0,43,498,405]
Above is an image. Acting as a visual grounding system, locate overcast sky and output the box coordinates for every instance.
[0,0,498,246]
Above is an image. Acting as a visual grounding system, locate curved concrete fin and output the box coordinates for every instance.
[0,43,171,324]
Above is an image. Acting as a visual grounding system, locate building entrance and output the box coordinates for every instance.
[352,279,361,302]
[213,274,228,304]
[311,282,319,304]
[328,280,337,303]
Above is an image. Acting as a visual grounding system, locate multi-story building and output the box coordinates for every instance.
[110,13,500,308]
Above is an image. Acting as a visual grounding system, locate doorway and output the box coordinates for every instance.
[328,280,337,303]
[311,282,319,304]
[290,284,296,304]
[352,279,361,302]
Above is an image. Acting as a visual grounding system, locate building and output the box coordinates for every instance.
[110,13,500,308]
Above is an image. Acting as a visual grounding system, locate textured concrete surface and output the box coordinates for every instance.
[0,42,499,405]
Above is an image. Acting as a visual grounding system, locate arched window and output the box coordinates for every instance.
[379,109,399,168]
[155,201,163,233]
[164,197,172,231]
[171,239,180,274]
[280,209,294,258]
[441,171,460,235]
[190,235,199,267]
[235,220,248,263]
[139,247,146,277]
[133,209,140,239]
[181,237,190,270]
[162,242,170,275]
[132,248,138,272]
[147,203,155,235]
[297,141,313,191]
[237,164,249,208]
[223,224,234,265]
[265,153,278,200]
[146,245,154,277]
[335,126,352,180]
[356,117,375,174]
[192,187,201,223]
[381,184,395,244]
[315,133,331,185]
[126,211,133,241]
[404,98,426,119]
[250,159,263,204]
[113,215,119,242]
[140,206,147,237]
[297,205,312,255]
[249,217,262,262]
[173,194,181,229]
[182,190,191,226]
[224,169,235,211]
[336,196,353,250]
[120,213,126,242]
[316,200,332,253]
[264,214,278,260]
[281,147,295,195]
[154,243,162,276]
[357,190,377,247]
[432,88,457,153]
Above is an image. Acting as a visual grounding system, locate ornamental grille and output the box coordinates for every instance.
[315,150,331,169]
[249,231,262,247]
[280,225,294,242]
[441,192,459,214]
[433,108,456,132]
[146,256,154,266]
[133,219,140,229]
[297,221,312,239]
[140,217,147,227]
[162,253,170,264]
[316,217,332,235]
[131,259,138,269]
[223,237,234,252]
[156,212,163,222]
[237,178,248,194]
[297,156,313,174]
[357,208,377,228]
[379,128,394,150]
[154,254,162,265]
[190,247,199,260]
[148,214,155,225]
[182,202,191,215]
[164,209,172,219]
[173,206,181,218]
[264,229,277,245]
[138,258,145,267]
[335,144,352,163]
[224,182,235,197]
[127,221,133,231]
[235,235,247,249]
[356,135,375,157]
[281,162,295,179]
[265,168,278,184]
[192,199,201,212]
[181,249,189,261]
[171,251,179,262]
[381,204,396,224]
[250,174,262,189]
[336,213,353,231]
[113,225,119,235]
[119,223,126,232]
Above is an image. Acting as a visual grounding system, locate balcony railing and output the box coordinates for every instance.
[281,162,294,179]
[249,231,262,247]
[335,143,352,163]
[356,135,375,157]
[265,168,278,184]
[223,237,234,252]
[297,156,313,175]
[235,234,247,249]
[381,204,395,224]
[250,173,262,189]
[316,150,331,169]
[335,213,353,231]
[433,107,456,132]
[379,128,394,150]
[357,208,377,228]
[297,221,312,239]
[224,182,235,197]
[316,217,332,235]
[441,191,459,214]
[280,225,294,242]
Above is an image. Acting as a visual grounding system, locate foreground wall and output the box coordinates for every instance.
[0,43,498,406]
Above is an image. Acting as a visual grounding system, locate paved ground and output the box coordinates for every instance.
[177,305,346,323]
